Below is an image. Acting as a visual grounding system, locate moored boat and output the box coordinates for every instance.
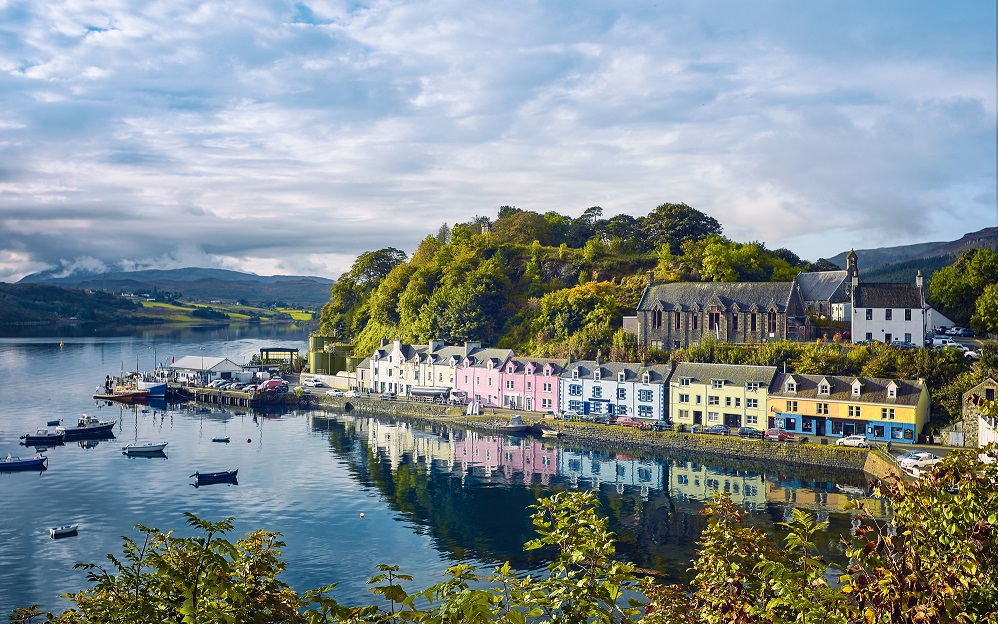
[540,427,564,438]
[190,469,238,487]
[20,429,65,446]
[49,524,78,538]
[499,414,531,433]
[93,388,150,402]
[58,414,116,439]
[0,453,48,471]
[211,436,230,443]
[122,441,169,454]
[46,419,61,427]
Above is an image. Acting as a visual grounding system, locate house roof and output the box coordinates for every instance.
[672,362,778,386]
[854,283,923,308]
[637,281,796,313]
[562,360,672,383]
[170,356,241,371]
[770,372,924,406]
[508,357,568,374]
[795,271,849,303]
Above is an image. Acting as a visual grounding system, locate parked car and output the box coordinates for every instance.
[737,427,764,439]
[616,418,648,430]
[704,424,730,435]
[898,451,943,470]
[344,390,360,398]
[378,392,396,401]
[326,389,345,397]
[592,415,617,425]
[303,378,326,388]
[947,327,963,335]
[764,428,795,442]
[965,350,981,360]
[840,331,851,339]
[649,421,672,431]
[836,434,869,448]
[890,340,917,350]
[562,410,581,421]
[956,327,976,337]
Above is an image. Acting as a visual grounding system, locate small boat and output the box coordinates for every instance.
[499,414,531,434]
[46,419,61,427]
[211,436,230,443]
[20,429,65,446]
[58,414,116,439]
[122,441,169,454]
[540,427,564,438]
[190,469,238,487]
[93,389,150,403]
[0,453,48,471]
[49,524,79,538]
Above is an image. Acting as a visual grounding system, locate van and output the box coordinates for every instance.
[257,378,287,392]
[932,337,955,348]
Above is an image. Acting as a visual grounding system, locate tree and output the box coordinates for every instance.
[351,248,409,285]
[928,248,998,325]
[639,202,722,253]
[971,282,998,335]
[492,211,553,246]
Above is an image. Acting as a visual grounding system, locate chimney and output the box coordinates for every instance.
[646,270,655,286]
[380,338,388,347]
[916,269,923,290]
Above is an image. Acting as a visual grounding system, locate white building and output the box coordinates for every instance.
[559,360,671,421]
[849,253,927,345]
[170,356,245,385]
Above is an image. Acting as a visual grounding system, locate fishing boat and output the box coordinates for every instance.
[49,524,79,538]
[499,414,531,434]
[211,436,230,443]
[58,414,116,439]
[0,453,48,471]
[46,419,61,427]
[20,429,65,446]
[93,387,150,403]
[190,469,238,487]
[122,441,169,454]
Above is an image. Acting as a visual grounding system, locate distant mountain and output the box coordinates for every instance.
[18,267,335,309]
[826,227,997,282]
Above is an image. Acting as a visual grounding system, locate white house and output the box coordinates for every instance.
[559,360,671,421]
[170,356,244,385]
[850,261,927,345]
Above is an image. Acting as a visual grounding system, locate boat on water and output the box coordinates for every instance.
[0,453,48,471]
[49,524,78,538]
[211,436,230,443]
[46,419,61,427]
[190,469,238,487]
[20,428,65,446]
[500,414,532,433]
[540,427,564,438]
[122,441,169,454]
[93,387,150,403]
[58,414,116,439]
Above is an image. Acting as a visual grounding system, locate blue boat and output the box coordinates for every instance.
[0,453,48,471]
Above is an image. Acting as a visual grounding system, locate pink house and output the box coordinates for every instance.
[499,357,566,412]
[454,348,513,407]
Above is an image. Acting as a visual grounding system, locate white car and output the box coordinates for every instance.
[344,390,360,398]
[965,350,981,360]
[303,378,326,387]
[836,434,869,448]
[325,389,345,397]
[898,451,943,470]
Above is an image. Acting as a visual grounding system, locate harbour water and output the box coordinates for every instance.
[0,324,877,616]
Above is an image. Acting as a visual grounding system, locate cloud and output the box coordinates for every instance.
[0,0,994,283]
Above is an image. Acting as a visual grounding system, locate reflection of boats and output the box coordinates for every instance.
[123,441,169,454]
[123,450,167,460]
[211,437,230,443]
[0,453,48,471]
[78,438,106,449]
[58,414,116,439]
[20,429,65,446]
[190,469,238,486]
[500,414,531,433]
[49,524,78,538]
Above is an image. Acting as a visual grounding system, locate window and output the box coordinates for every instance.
[642,373,650,383]
[679,378,691,387]
[746,414,758,425]
[638,405,653,418]
[746,381,760,392]
[617,405,628,415]
[848,405,862,418]
[696,395,702,404]
[708,311,720,330]
[885,309,892,321]
[652,309,663,329]
[692,315,699,330]
[734,397,741,407]
[866,309,873,320]
[818,383,829,395]
[786,380,797,392]
[594,370,601,381]
[592,386,602,398]
[882,408,895,420]
[568,400,583,411]
[750,313,757,332]
[725,396,732,407]
[572,369,579,380]
[526,381,532,390]
[747,398,758,409]
[987,388,995,402]
[505,380,514,389]
[732,314,739,331]
[544,368,551,377]
[617,387,626,400]
[904,333,911,343]
[541,398,552,409]
[591,402,603,414]
[488,378,492,386]
[679,393,690,403]
[638,389,653,402]
[852,382,861,396]
[708,396,719,406]
[707,412,719,422]
[569,384,582,396]
[905,309,912,321]
[768,310,777,333]
[618,371,625,382]
[542,382,552,392]
[674,310,681,329]
[712,379,724,389]
[831,421,843,435]
[866,332,873,341]
[786,400,798,413]
[816,403,829,415]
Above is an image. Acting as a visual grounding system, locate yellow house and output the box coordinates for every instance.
[768,373,929,444]
[669,362,778,431]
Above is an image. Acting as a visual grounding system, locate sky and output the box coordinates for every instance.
[0,0,995,283]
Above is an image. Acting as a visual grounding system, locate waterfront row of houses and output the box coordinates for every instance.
[347,338,929,445]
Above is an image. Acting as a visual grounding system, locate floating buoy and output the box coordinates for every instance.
[59,340,64,348]
[246,438,251,443]
[360,513,365,518]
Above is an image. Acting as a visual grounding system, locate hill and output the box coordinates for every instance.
[827,227,998,279]
[0,283,144,325]
[18,267,334,309]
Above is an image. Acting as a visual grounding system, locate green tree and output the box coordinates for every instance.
[928,248,998,326]
[971,282,998,335]
[639,202,722,254]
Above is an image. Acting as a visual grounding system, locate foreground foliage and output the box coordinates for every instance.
[14,447,998,624]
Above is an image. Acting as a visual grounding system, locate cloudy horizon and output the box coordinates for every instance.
[1,0,994,282]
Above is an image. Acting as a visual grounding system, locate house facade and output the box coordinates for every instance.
[668,362,777,431]
[848,251,927,345]
[962,378,998,448]
[794,269,851,322]
[559,361,671,421]
[361,339,480,396]
[768,373,929,443]
[498,357,565,412]
[170,356,245,385]
[636,278,809,350]
[454,348,516,407]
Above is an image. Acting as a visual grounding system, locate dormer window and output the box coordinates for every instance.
[711,379,724,389]
[785,380,797,393]
[818,382,830,395]
[679,378,691,387]
[572,369,579,380]
[887,382,898,399]
[618,371,625,383]
[642,372,650,384]
[594,370,601,381]
[544,368,551,377]
[507,364,515,374]
[746,381,760,392]
[852,381,862,396]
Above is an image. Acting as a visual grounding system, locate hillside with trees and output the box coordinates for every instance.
[0,283,143,325]
[318,203,824,358]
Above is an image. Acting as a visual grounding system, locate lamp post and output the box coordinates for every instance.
[200,347,206,386]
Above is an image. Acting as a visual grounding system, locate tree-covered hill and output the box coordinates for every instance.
[0,283,143,324]
[318,203,825,358]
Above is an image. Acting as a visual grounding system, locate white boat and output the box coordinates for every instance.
[137,379,167,397]
[50,524,79,538]
[122,441,168,454]
[500,414,531,433]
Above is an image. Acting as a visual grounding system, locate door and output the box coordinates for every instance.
[724,413,741,428]
[843,422,855,436]
[693,411,703,425]
[885,333,892,343]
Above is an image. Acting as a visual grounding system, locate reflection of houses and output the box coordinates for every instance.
[452,433,558,484]
[560,360,671,420]
[764,477,891,519]
[365,418,459,471]
[768,373,929,444]
[670,462,768,510]
[558,450,665,497]
[170,356,245,385]
[669,362,776,431]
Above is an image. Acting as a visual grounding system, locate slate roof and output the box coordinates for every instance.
[795,271,849,303]
[770,372,924,407]
[671,362,778,386]
[854,283,923,309]
[561,361,672,384]
[637,281,796,312]
[507,357,569,375]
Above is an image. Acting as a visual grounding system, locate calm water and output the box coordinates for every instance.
[0,324,876,616]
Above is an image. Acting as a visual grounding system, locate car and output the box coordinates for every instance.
[898,451,943,470]
[303,378,326,388]
[737,427,764,439]
[890,340,917,350]
[562,410,581,421]
[956,327,976,337]
[947,327,963,336]
[592,415,617,425]
[344,390,360,398]
[378,392,396,401]
[764,428,795,442]
[704,424,730,435]
[836,434,869,448]
[894,450,918,464]
[649,421,672,431]
[965,350,981,361]
[840,331,851,340]
[325,389,345,397]
[616,418,648,429]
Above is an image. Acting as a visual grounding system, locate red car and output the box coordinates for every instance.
[764,428,795,442]
[615,418,649,430]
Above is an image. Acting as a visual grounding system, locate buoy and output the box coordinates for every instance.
[59,340,64,348]
[360,513,365,518]
[247,438,251,443]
